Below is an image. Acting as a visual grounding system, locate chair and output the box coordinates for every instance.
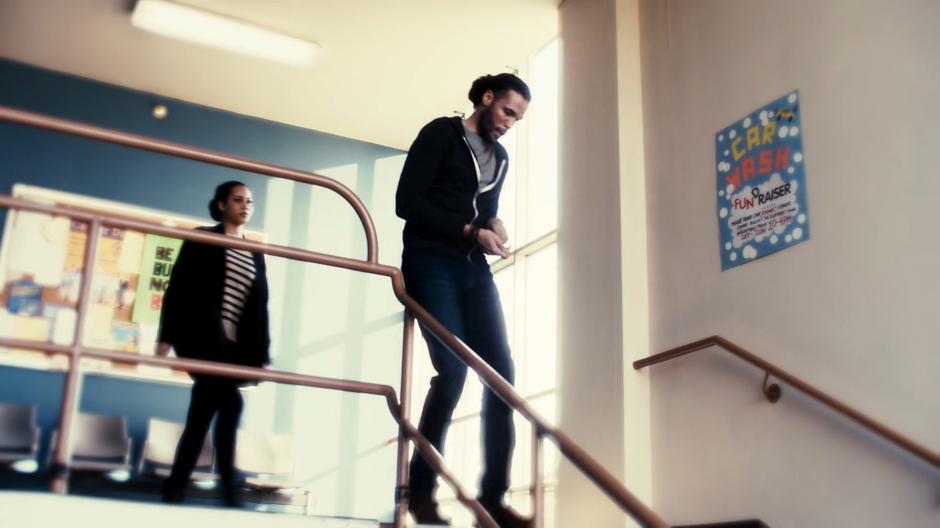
[0,402,40,468]
[50,413,132,473]
[234,430,310,512]
[138,418,214,480]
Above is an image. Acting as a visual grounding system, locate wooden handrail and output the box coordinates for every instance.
[634,335,940,470]
[0,105,669,527]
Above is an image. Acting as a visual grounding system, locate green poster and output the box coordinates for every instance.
[131,234,183,324]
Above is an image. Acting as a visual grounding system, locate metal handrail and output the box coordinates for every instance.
[0,195,395,277]
[0,342,500,527]
[0,197,500,528]
[390,275,667,527]
[0,105,669,527]
[0,105,379,263]
[634,335,940,470]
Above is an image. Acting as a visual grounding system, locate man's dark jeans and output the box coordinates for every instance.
[403,248,516,504]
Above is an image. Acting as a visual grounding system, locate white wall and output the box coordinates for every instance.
[558,1,653,526]
[639,0,939,526]
[558,0,632,526]
[615,0,653,514]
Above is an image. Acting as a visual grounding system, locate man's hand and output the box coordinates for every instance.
[155,342,172,357]
[488,217,509,245]
[477,228,510,258]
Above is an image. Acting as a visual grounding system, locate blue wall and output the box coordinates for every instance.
[0,366,191,474]
[0,57,400,234]
[0,57,404,477]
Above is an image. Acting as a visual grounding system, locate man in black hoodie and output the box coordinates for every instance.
[396,73,530,528]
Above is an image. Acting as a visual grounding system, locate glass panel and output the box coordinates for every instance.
[530,391,559,479]
[371,155,407,268]
[408,326,434,421]
[499,125,519,249]
[494,267,516,352]
[509,390,558,495]
[526,38,560,241]
[522,244,557,395]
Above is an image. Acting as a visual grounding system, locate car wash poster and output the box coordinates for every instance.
[716,91,810,270]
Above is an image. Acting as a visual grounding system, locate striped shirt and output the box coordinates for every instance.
[222,248,256,342]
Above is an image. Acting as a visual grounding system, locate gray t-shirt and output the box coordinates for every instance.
[464,125,497,189]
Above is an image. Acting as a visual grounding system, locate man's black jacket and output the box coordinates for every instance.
[396,116,508,256]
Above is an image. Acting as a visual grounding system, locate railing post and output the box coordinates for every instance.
[394,310,416,527]
[531,423,544,528]
[50,218,100,493]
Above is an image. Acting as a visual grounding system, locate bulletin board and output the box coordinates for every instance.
[0,184,264,383]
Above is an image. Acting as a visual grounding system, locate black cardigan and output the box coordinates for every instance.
[395,116,509,257]
[157,224,270,368]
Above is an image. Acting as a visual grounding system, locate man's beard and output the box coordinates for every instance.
[478,104,496,145]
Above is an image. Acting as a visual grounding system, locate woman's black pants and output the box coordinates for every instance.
[164,376,243,494]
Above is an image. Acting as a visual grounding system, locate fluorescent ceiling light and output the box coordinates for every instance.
[131,0,319,66]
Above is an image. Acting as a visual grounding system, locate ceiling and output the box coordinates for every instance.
[0,0,558,150]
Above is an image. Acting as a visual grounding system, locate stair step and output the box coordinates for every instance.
[674,521,768,528]
[0,491,383,527]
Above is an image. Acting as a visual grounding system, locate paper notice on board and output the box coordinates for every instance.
[118,230,145,274]
[6,212,69,285]
[10,314,50,341]
[64,221,88,270]
[43,304,76,345]
[84,303,116,348]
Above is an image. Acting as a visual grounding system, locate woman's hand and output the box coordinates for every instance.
[155,342,172,357]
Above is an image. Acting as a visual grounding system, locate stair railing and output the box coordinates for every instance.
[0,105,669,527]
[634,335,939,470]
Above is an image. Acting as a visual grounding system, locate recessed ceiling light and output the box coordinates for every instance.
[131,0,320,67]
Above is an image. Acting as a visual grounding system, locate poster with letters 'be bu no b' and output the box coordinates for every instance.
[715,91,810,270]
